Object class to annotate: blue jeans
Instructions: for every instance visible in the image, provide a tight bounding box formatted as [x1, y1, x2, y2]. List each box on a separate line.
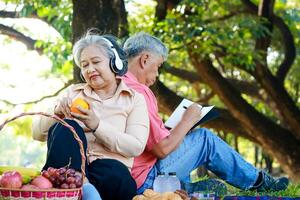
[83, 183, 102, 200]
[138, 128, 259, 193]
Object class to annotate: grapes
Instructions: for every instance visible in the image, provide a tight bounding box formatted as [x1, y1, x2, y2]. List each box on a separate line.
[66, 177, 75, 184]
[41, 167, 83, 189]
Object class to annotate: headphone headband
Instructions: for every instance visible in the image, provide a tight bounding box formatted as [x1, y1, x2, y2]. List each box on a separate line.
[101, 37, 124, 72]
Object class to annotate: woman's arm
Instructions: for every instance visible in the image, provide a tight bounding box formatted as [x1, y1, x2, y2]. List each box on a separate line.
[32, 106, 58, 141]
[32, 85, 75, 141]
[92, 94, 149, 157]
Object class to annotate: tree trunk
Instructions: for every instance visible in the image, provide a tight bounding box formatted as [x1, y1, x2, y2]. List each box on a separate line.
[187, 54, 300, 182]
[71, 0, 127, 82]
[262, 152, 273, 173]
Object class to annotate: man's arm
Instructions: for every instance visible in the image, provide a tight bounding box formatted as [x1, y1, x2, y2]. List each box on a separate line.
[151, 103, 202, 159]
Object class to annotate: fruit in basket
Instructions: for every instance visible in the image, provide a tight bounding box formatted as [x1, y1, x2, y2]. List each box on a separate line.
[0, 166, 40, 178]
[70, 98, 89, 114]
[22, 174, 32, 184]
[0, 171, 23, 188]
[31, 175, 53, 189]
[21, 184, 39, 190]
[42, 167, 83, 189]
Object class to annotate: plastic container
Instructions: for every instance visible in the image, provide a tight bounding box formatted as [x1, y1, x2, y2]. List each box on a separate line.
[153, 172, 169, 193]
[167, 172, 181, 192]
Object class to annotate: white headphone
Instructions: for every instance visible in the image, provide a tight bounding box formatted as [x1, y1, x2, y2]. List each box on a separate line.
[101, 37, 124, 74]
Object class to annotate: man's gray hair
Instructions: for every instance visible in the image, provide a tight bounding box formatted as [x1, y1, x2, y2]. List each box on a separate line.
[123, 32, 168, 61]
[72, 32, 115, 68]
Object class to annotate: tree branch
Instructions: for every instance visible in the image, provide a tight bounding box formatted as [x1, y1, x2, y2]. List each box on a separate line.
[0, 10, 20, 18]
[203, 11, 240, 24]
[151, 80, 259, 143]
[273, 15, 296, 82]
[0, 80, 73, 106]
[241, 0, 296, 83]
[0, 24, 43, 54]
[164, 64, 263, 100]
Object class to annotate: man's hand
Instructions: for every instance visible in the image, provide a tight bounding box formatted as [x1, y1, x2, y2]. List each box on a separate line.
[71, 103, 99, 132]
[181, 103, 202, 127]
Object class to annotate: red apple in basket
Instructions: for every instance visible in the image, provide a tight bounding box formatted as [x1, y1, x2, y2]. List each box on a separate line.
[31, 175, 53, 189]
[0, 171, 22, 188]
[21, 184, 40, 190]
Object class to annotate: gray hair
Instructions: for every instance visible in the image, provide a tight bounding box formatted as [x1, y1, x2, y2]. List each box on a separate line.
[72, 33, 115, 68]
[123, 32, 168, 61]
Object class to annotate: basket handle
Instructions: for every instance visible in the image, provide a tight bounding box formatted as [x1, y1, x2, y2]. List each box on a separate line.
[0, 112, 86, 181]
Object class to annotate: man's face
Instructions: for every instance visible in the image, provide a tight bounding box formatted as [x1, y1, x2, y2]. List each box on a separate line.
[142, 53, 164, 87]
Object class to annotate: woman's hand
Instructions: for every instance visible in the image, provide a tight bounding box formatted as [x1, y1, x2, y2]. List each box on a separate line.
[54, 97, 72, 118]
[71, 103, 99, 132]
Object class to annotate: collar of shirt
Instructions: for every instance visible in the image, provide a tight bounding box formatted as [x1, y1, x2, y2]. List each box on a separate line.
[122, 71, 139, 84]
[72, 78, 133, 100]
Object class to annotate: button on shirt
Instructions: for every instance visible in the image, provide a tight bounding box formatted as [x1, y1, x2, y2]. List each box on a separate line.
[121, 72, 170, 188]
[32, 79, 149, 171]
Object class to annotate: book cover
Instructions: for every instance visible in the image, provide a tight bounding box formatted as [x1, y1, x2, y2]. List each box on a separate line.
[164, 98, 219, 129]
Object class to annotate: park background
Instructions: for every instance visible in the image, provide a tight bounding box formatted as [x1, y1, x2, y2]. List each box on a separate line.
[0, 0, 299, 195]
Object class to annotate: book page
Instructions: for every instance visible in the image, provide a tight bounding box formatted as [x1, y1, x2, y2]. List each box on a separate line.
[164, 98, 214, 129]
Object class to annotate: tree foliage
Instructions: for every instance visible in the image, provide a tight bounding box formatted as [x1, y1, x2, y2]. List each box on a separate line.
[0, 0, 299, 181]
[150, 0, 300, 181]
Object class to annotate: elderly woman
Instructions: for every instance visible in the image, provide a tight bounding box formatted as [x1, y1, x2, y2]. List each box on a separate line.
[32, 30, 149, 200]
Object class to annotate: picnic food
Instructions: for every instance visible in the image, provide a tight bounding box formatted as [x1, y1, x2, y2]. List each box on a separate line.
[0, 112, 84, 200]
[0, 165, 40, 178]
[133, 189, 183, 200]
[0, 171, 23, 188]
[31, 175, 53, 189]
[22, 174, 32, 184]
[41, 167, 83, 189]
[70, 98, 89, 114]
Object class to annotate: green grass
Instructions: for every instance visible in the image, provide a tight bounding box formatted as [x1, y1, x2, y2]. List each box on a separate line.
[191, 174, 300, 198]
[225, 182, 300, 198]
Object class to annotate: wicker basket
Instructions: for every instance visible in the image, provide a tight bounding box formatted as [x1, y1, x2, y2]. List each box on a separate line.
[0, 112, 86, 200]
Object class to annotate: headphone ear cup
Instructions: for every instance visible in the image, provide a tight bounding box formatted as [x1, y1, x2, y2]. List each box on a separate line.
[117, 60, 128, 76]
[109, 57, 118, 74]
[109, 56, 128, 76]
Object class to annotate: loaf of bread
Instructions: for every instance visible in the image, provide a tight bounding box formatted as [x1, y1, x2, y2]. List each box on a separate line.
[132, 189, 184, 200]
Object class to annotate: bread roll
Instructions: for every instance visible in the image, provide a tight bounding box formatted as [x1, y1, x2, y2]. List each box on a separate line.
[143, 189, 160, 198]
[132, 195, 147, 200]
[161, 192, 182, 200]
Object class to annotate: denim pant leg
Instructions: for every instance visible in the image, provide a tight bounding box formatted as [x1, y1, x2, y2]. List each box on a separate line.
[156, 128, 259, 189]
[83, 183, 102, 200]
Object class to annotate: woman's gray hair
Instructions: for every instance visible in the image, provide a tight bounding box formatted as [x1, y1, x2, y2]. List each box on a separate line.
[72, 32, 115, 68]
[123, 32, 168, 61]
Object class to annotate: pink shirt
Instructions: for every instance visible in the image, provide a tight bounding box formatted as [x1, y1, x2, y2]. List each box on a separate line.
[122, 72, 170, 188]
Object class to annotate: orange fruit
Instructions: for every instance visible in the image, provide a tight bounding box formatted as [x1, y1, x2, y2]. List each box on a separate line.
[70, 98, 89, 114]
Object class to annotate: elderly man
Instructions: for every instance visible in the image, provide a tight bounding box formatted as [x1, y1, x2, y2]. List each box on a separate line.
[121, 32, 289, 194]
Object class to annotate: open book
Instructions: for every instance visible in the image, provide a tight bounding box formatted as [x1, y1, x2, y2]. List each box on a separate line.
[164, 98, 219, 130]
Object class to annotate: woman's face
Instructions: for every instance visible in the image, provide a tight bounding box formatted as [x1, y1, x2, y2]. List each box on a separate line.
[80, 45, 115, 89]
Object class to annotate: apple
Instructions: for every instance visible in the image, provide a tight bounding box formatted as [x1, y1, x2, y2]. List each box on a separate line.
[21, 184, 40, 190]
[31, 175, 53, 189]
[0, 171, 23, 188]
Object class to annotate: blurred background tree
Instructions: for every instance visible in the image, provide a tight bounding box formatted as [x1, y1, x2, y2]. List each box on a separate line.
[0, 0, 299, 182]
